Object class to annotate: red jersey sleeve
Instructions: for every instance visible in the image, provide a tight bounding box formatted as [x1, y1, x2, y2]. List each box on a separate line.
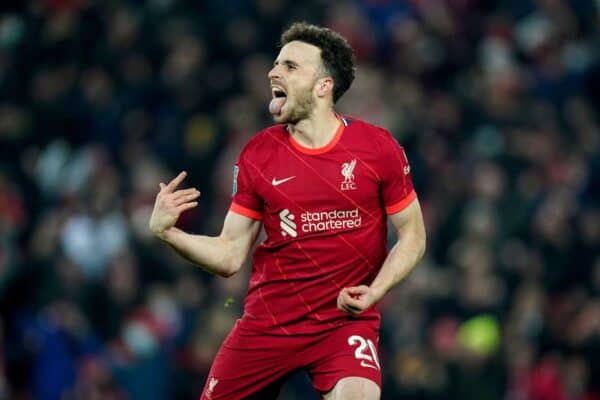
[377, 131, 417, 214]
[230, 147, 263, 220]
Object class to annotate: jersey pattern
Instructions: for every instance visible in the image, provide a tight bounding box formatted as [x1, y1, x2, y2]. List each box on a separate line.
[230, 116, 416, 335]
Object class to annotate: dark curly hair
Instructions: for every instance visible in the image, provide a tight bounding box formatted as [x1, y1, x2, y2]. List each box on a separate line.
[281, 22, 355, 103]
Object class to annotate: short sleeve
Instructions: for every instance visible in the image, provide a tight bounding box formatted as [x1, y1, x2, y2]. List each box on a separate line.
[378, 132, 417, 214]
[230, 149, 263, 220]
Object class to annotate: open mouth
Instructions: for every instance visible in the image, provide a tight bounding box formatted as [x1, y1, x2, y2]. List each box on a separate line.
[272, 87, 287, 99]
[269, 87, 288, 115]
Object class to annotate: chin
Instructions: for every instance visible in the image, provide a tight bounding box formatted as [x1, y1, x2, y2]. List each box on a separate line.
[272, 114, 286, 124]
[272, 109, 292, 124]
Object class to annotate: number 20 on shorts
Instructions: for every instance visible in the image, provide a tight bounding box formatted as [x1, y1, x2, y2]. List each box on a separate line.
[347, 335, 380, 370]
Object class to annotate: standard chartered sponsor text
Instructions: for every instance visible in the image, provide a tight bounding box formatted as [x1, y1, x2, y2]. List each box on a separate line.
[300, 208, 362, 233]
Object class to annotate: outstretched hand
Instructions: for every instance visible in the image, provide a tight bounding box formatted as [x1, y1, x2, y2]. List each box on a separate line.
[336, 285, 378, 316]
[149, 171, 200, 240]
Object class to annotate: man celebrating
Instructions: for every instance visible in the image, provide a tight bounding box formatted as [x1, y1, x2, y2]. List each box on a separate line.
[150, 22, 426, 400]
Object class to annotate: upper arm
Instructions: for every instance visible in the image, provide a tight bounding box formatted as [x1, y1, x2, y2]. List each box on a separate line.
[220, 210, 262, 272]
[222, 210, 262, 242]
[388, 198, 426, 252]
[222, 141, 264, 272]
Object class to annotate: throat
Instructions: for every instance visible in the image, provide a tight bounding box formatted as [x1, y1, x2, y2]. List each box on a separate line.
[288, 113, 342, 149]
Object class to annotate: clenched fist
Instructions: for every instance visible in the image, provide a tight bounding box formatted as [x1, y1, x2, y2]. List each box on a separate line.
[149, 171, 200, 240]
[337, 285, 378, 316]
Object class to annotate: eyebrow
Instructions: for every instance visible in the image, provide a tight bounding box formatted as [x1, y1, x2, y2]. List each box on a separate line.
[273, 59, 299, 68]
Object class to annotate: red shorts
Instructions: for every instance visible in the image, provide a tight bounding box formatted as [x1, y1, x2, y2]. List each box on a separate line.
[199, 320, 381, 399]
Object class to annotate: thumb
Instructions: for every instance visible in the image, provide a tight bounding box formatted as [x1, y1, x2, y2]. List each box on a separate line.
[346, 285, 369, 295]
[159, 182, 166, 190]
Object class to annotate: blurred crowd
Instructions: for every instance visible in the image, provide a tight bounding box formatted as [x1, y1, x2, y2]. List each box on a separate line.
[1, 0, 599, 399]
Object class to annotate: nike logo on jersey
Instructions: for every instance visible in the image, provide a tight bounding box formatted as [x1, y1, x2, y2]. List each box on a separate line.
[272, 176, 295, 186]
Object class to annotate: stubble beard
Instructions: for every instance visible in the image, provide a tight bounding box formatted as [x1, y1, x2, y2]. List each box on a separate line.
[274, 84, 316, 125]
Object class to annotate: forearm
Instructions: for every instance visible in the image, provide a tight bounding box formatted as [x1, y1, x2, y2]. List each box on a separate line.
[369, 229, 426, 301]
[160, 227, 242, 277]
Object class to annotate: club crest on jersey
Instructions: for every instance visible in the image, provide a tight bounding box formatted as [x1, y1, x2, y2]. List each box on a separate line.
[341, 159, 357, 191]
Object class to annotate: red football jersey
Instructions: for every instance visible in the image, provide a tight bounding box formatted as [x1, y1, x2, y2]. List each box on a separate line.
[230, 116, 416, 335]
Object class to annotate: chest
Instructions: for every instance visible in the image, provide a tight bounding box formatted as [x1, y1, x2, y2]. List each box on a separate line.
[253, 146, 382, 213]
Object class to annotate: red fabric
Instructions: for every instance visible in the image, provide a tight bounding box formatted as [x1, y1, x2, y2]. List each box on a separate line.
[230, 202, 262, 220]
[229, 117, 417, 335]
[385, 190, 417, 214]
[199, 320, 381, 399]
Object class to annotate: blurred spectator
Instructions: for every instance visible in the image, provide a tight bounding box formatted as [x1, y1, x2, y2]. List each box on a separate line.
[1, 0, 599, 399]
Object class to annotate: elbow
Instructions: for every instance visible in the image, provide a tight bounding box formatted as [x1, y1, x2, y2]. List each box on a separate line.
[219, 257, 244, 278]
[216, 238, 245, 278]
[220, 264, 242, 278]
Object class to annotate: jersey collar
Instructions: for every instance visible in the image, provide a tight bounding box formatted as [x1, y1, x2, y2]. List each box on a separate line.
[287, 115, 347, 155]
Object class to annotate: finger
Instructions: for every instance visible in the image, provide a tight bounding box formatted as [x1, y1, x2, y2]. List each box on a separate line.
[346, 285, 369, 295]
[343, 297, 363, 310]
[337, 289, 362, 309]
[159, 182, 166, 190]
[338, 291, 360, 309]
[176, 201, 198, 213]
[172, 188, 200, 200]
[338, 289, 350, 304]
[337, 295, 362, 314]
[341, 304, 362, 315]
[337, 294, 349, 312]
[172, 192, 200, 206]
[345, 299, 365, 311]
[339, 288, 358, 304]
[166, 171, 187, 192]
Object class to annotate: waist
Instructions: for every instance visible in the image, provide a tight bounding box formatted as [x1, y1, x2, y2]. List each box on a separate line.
[240, 300, 380, 336]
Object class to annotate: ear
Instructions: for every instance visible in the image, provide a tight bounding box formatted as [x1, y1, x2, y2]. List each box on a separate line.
[315, 77, 334, 99]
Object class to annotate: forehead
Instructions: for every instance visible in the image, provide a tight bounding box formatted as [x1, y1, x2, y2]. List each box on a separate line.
[276, 41, 322, 68]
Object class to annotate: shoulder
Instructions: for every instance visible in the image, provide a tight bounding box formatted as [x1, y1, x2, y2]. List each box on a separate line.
[342, 116, 401, 150]
[239, 125, 287, 159]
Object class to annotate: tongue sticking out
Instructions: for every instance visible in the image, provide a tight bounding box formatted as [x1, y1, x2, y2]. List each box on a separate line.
[269, 97, 286, 115]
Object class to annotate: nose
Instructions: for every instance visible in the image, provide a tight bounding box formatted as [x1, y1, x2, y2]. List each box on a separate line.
[268, 65, 280, 80]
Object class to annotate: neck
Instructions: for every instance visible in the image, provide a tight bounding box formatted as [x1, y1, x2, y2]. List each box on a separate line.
[288, 107, 340, 149]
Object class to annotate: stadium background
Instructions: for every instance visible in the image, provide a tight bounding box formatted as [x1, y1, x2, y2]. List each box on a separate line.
[0, 0, 599, 399]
